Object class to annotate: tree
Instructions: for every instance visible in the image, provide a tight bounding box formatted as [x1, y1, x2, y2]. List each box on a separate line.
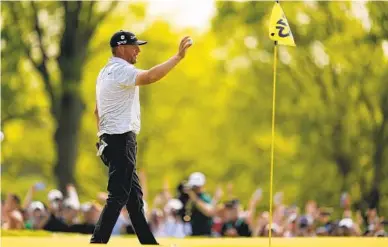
[211, 1, 388, 213]
[2, 1, 118, 193]
[2, 1, 387, 215]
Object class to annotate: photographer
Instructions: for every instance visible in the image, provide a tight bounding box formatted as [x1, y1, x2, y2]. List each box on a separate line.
[185, 172, 216, 236]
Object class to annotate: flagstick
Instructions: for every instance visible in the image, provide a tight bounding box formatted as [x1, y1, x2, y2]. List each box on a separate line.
[268, 40, 278, 247]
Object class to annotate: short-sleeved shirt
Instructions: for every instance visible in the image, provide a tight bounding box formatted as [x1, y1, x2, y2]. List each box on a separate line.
[190, 193, 213, 236]
[96, 57, 142, 136]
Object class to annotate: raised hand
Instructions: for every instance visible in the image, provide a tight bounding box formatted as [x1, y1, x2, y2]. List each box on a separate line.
[176, 36, 192, 59]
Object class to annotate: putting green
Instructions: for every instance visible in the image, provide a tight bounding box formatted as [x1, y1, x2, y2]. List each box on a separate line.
[1, 236, 388, 247]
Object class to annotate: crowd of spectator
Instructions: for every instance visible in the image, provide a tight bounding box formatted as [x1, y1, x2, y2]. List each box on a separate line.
[2, 172, 387, 238]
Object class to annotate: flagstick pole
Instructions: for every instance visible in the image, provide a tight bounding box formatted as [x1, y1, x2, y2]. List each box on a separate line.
[268, 40, 278, 247]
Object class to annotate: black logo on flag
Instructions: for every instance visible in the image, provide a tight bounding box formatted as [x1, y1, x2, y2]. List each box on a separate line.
[271, 18, 290, 38]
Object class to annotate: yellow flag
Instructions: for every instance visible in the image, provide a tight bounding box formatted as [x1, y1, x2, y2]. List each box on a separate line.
[269, 2, 296, 46]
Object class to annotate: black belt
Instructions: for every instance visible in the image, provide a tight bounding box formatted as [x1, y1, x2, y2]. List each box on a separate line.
[100, 131, 135, 139]
[97, 131, 136, 149]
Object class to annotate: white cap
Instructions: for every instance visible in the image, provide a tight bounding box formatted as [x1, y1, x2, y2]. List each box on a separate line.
[164, 198, 183, 212]
[48, 189, 63, 201]
[339, 218, 353, 228]
[29, 201, 45, 212]
[187, 172, 206, 187]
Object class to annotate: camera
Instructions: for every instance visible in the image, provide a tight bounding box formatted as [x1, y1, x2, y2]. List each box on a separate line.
[176, 181, 191, 221]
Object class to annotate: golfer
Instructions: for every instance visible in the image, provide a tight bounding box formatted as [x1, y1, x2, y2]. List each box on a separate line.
[91, 30, 192, 244]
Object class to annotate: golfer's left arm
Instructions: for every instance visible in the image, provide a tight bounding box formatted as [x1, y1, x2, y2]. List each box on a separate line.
[135, 36, 192, 86]
[135, 55, 182, 86]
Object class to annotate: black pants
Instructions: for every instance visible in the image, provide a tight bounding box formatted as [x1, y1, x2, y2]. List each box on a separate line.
[90, 132, 158, 245]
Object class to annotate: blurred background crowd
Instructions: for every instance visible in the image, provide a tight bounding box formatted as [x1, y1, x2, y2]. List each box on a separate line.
[2, 171, 387, 238]
[2, 0, 388, 240]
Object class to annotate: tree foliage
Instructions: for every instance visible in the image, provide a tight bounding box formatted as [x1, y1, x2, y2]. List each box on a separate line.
[2, 1, 387, 215]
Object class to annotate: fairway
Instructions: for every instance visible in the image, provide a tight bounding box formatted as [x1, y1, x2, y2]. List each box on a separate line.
[2, 236, 388, 247]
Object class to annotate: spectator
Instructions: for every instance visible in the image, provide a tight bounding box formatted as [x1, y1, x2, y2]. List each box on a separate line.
[25, 201, 49, 230]
[367, 207, 380, 226]
[41, 212, 69, 232]
[283, 213, 298, 237]
[374, 219, 388, 237]
[305, 200, 319, 221]
[163, 198, 191, 238]
[1, 178, 387, 239]
[81, 202, 101, 225]
[221, 199, 252, 237]
[245, 188, 262, 226]
[316, 207, 334, 236]
[2, 194, 24, 230]
[149, 208, 166, 237]
[297, 215, 315, 237]
[211, 204, 226, 237]
[337, 218, 359, 236]
[253, 211, 270, 237]
[47, 189, 64, 219]
[20, 183, 69, 233]
[62, 198, 81, 225]
[185, 172, 215, 236]
[67, 202, 101, 234]
[262, 223, 283, 237]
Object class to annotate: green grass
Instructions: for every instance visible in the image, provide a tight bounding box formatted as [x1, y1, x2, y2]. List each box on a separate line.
[1, 233, 388, 247]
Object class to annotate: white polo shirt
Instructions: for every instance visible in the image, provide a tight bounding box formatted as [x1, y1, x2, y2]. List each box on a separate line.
[96, 57, 141, 136]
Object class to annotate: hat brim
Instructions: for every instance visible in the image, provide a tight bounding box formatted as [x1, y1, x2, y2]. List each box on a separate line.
[135, 40, 147, 45]
[32, 206, 44, 211]
[187, 181, 204, 187]
[112, 40, 148, 47]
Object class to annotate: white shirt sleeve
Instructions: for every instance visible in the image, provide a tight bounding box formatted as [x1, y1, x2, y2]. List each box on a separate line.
[115, 64, 140, 87]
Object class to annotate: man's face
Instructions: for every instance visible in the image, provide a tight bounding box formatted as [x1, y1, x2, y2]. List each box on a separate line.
[118, 45, 140, 64]
[31, 208, 46, 223]
[50, 198, 63, 213]
[192, 186, 202, 193]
